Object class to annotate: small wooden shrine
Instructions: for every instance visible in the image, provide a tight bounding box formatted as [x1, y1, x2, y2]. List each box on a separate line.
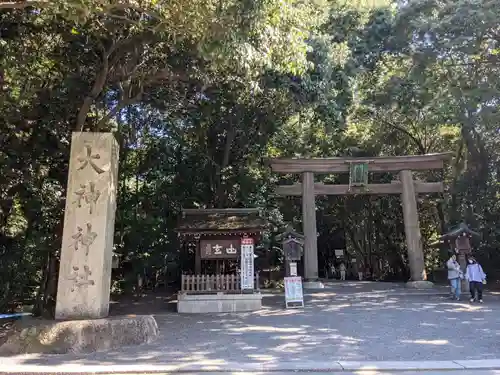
[175, 208, 268, 313]
[275, 225, 304, 277]
[437, 223, 480, 251]
[433, 223, 480, 291]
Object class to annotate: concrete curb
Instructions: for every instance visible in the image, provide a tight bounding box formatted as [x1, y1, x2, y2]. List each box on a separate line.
[2, 359, 500, 373]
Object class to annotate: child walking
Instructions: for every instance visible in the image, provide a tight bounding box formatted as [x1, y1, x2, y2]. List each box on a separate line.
[465, 256, 486, 303]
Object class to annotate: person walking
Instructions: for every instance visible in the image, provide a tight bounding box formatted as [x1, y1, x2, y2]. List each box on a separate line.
[446, 253, 462, 301]
[465, 256, 486, 303]
[339, 262, 346, 281]
[358, 265, 363, 281]
[330, 263, 336, 279]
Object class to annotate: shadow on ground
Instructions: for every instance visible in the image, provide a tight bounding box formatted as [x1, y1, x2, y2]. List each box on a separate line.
[3, 281, 500, 370]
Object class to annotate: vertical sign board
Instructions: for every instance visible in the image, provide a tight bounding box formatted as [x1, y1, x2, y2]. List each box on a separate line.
[289, 262, 298, 276]
[240, 237, 254, 290]
[284, 276, 304, 308]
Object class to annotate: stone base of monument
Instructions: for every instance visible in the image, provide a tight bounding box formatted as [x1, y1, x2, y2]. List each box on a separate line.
[303, 281, 325, 289]
[405, 280, 434, 289]
[0, 315, 158, 356]
[177, 292, 262, 313]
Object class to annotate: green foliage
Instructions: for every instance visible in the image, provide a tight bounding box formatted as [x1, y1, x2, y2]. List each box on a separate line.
[2, 0, 500, 314]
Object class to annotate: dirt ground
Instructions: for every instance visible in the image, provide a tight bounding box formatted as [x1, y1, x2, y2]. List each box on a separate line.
[109, 290, 178, 316]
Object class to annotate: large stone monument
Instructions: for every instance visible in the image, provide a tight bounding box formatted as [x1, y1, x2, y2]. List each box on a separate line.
[55, 132, 119, 320]
[0, 132, 160, 356]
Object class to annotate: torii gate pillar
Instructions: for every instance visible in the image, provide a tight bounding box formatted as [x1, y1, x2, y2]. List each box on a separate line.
[302, 172, 319, 284]
[400, 170, 426, 283]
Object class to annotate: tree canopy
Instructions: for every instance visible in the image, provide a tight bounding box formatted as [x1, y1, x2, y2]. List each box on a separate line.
[2, 0, 500, 315]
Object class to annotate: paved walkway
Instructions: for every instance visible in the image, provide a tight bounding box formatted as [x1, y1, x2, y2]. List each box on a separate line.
[2, 282, 500, 373]
[3, 361, 500, 374]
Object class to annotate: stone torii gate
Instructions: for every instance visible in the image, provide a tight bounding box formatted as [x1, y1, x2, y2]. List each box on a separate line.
[269, 153, 451, 288]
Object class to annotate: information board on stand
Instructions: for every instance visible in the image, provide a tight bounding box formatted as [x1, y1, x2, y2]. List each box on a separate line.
[240, 237, 255, 290]
[284, 276, 304, 308]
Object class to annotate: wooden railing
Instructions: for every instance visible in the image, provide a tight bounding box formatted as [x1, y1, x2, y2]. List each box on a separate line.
[181, 273, 260, 293]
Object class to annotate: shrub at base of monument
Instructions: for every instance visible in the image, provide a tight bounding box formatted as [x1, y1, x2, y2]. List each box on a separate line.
[0, 315, 159, 355]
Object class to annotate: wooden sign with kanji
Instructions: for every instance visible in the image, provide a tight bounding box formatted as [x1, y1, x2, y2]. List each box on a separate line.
[200, 239, 240, 259]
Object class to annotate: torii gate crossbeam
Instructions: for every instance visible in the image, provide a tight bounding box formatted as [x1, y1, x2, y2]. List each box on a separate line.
[268, 153, 452, 287]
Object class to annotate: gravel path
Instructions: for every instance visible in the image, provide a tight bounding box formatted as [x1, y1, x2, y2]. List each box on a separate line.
[3, 281, 500, 368]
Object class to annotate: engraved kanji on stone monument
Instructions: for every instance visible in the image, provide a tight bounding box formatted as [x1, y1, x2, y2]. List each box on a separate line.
[77, 145, 105, 174]
[74, 182, 101, 214]
[67, 265, 95, 292]
[71, 223, 98, 256]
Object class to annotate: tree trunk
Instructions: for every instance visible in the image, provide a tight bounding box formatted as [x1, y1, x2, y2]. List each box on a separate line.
[214, 125, 236, 208]
[435, 200, 447, 233]
[32, 251, 50, 317]
[449, 138, 465, 223]
[33, 250, 58, 318]
[32, 252, 58, 319]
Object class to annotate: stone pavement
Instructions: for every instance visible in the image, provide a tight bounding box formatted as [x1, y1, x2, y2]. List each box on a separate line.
[75, 371, 500, 375]
[25, 372, 498, 375]
[3, 368, 500, 374]
[2, 281, 500, 373]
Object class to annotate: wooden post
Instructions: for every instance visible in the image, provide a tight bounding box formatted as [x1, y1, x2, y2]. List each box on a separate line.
[302, 172, 318, 281]
[195, 241, 201, 274]
[400, 170, 426, 281]
[284, 258, 290, 277]
[457, 251, 469, 292]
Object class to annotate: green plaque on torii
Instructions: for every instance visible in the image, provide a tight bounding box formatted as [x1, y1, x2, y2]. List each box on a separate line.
[349, 162, 369, 187]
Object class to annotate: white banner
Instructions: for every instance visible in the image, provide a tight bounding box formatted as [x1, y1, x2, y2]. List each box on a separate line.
[240, 237, 255, 290]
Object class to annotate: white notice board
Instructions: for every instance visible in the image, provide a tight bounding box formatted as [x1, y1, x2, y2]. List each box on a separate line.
[240, 237, 255, 290]
[284, 276, 304, 308]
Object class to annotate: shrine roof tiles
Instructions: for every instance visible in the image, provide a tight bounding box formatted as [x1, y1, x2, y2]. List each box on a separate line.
[439, 223, 480, 240]
[274, 226, 305, 241]
[176, 208, 268, 235]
